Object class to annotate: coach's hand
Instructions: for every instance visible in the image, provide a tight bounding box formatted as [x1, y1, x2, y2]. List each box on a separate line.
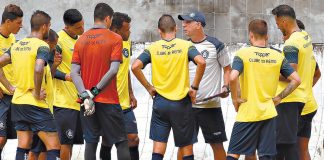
[272, 96, 282, 106]
[189, 88, 197, 103]
[32, 88, 46, 100]
[233, 98, 246, 112]
[220, 85, 230, 98]
[130, 93, 137, 109]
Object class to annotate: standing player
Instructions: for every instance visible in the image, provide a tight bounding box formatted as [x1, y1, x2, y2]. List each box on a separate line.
[0, 10, 60, 160]
[294, 19, 321, 160]
[0, 4, 23, 158]
[178, 11, 230, 160]
[53, 8, 84, 160]
[226, 19, 301, 160]
[272, 5, 314, 160]
[100, 12, 139, 160]
[70, 3, 130, 160]
[29, 29, 62, 160]
[132, 14, 206, 160]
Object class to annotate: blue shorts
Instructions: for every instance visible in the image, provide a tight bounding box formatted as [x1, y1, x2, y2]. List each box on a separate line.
[276, 102, 304, 144]
[53, 106, 84, 144]
[80, 103, 127, 145]
[123, 108, 138, 134]
[149, 94, 194, 147]
[298, 110, 317, 138]
[0, 95, 16, 139]
[228, 118, 277, 156]
[11, 104, 56, 132]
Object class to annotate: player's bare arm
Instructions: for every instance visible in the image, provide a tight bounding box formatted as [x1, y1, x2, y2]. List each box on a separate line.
[128, 71, 137, 108]
[190, 55, 206, 103]
[229, 70, 246, 112]
[273, 71, 301, 105]
[131, 59, 156, 97]
[33, 59, 46, 100]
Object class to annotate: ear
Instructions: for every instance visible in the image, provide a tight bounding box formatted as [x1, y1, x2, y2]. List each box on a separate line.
[42, 24, 46, 31]
[249, 31, 254, 41]
[4, 19, 11, 24]
[158, 29, 162, 35]
[175, 25, 178, 32]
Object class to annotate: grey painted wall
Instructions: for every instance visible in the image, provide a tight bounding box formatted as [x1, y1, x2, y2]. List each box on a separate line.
[0, 0, 323, 43]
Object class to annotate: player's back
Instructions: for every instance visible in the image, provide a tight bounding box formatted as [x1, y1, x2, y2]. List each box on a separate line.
[72, 28, 123, 104]
[235, 46, 286, 122]
[148, 38, 192, 100]
[10, 37, 52, 108]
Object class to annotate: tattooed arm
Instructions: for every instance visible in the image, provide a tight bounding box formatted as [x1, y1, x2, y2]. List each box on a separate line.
[273, 71, 301, 105]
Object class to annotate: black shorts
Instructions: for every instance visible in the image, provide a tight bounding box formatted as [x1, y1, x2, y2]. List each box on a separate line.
[276, 102, 304, 144]
[30, 134, 46, 153]
[73, 112, 84, 144]
[298, 110, 317, 138]
[0, 95, 16, 139]
[123, 108, 138, 134]
[192, 108, 227, 144]
[149, 94, 194, 147]
[12, 104, 57, 132]
[53, 106, 84, 145]
[80, 103, 127, 145]
[228, 118, 276, 156]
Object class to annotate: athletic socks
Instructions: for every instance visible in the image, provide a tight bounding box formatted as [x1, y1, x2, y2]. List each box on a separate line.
[116, 141, 131, 160]
[226, 156, 238, 160]
[16, 148, 29, 160]
[85, 142, 98, 160]
[47, 149, 60, 160]
[100, 144, 112, 160]
[129, 146, 139, 160]
[152, 153, 164, 160]
[0, 149, 2, 160]
[183, 155, 194, 160]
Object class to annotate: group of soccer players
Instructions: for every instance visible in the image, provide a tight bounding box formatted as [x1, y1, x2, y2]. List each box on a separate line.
[0, 2, 321, 160]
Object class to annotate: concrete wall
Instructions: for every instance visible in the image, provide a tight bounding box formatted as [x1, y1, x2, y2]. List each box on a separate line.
[0, 0, 323, 43]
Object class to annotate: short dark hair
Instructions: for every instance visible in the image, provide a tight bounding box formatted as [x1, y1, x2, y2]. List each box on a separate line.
[94, 3, 114, 21]
[44, 29, 58, 42]
[158, 14, 176, 33]
[110, 12, 131, 30]
[271, 5, 296, 19]
[63, 9, 83, 26]
[1, 4, 23, 24]
[30, 10, 51, 31]
[248, 19, 268, 38]
[296, 19, 305, 30]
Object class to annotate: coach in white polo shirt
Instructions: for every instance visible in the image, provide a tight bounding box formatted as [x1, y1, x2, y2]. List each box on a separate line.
[178, 11, 231, 160]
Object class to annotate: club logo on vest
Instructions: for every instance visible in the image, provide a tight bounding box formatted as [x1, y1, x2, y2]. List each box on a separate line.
[66, 129, 74, 139]
[0, 121, 5, 130]
[201, 50, 209, 59]
[123, 48, 129, 58]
